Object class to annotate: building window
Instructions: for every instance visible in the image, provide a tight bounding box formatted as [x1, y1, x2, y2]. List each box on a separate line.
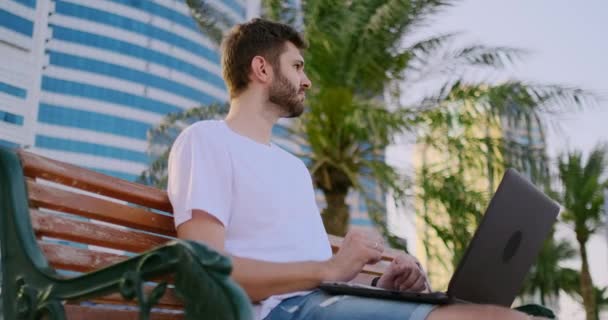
[51, 26, 225, 89]
[41, 77, 181, 115]
[0, 9, 34, 37]
[35, 135, 149, 164]
[54, 1, 220, 63]
[0, 81, 27, 99]
[37, 103, 150, 140]
[48, 51, 225, 100]
[0, 110, 24, 125]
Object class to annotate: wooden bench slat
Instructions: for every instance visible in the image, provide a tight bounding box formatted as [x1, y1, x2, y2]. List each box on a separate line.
[352, 273, 377, 284]
[65, 305, 183, 320]
[361, 262, 390, 276]
[19, 150, 173, 213]
[41, 243, 183, 308]
[91, 287, 183, 309]
[31, 210, 171, 253]
[40, 242, 176, 281]
[41, 242, 127, 273]
[28, 180, 176, 237]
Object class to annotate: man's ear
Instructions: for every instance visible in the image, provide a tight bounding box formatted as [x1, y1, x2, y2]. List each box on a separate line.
[250, 56, 273, 84]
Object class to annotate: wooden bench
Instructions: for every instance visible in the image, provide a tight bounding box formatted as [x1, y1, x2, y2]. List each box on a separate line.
[0, 148, 401, 319]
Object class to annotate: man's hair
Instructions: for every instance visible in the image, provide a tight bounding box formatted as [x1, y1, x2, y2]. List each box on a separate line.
[221, 18, 307, 98]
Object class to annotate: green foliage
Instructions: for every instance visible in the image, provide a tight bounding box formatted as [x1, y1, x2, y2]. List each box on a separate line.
[520, 231, 580, 305]
[557, 144, 608, 320]
[559, 145, 608, 244]
[419, 170, 488, 268]
[594, 286, 608, 319]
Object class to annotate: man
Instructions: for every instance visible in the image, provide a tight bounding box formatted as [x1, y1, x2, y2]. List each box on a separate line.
[168, 18, 539, 320]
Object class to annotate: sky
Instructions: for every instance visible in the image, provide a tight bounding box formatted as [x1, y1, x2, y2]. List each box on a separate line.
[429, 0, 608, 158]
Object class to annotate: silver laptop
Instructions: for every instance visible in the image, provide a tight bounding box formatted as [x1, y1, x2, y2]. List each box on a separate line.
[319, 168, 560, 307]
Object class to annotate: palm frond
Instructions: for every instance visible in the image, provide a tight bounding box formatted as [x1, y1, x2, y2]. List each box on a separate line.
[186, 0, 235, 45]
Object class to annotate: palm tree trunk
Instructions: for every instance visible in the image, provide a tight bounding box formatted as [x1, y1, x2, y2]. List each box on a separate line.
[484, 113, 495, 196]
[421, 149, 434, 281]
[540, 284, 546, 306]
[579, 239, 597, 320]
[321, 190, 350, 236]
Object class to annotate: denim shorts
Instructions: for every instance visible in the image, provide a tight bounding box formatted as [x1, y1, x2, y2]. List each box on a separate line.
[264, 290, 436, 320]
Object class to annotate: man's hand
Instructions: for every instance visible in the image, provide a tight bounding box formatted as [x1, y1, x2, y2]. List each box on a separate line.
[376, 253, 428, 292]
[324, 230, 384, 282]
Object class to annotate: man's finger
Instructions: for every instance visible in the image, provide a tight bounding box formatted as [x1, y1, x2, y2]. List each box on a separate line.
[409, 276, 427, 292]
[397, 262, 412, 278]
[383, 263, 401, 281]
[366, 248, 383, 264]
[393, 266, 413, 289]
[399, 268, 422, 291]
[392, 254, 407, 265]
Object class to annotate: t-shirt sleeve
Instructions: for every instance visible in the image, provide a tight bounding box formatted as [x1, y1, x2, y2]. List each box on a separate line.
[167, 126, 232, 229]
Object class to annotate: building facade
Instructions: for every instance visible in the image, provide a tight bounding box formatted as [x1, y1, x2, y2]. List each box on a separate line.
[1, 0, 246, 181]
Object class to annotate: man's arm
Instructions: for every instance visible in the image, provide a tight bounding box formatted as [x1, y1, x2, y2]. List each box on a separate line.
[177, 210, 383, 302]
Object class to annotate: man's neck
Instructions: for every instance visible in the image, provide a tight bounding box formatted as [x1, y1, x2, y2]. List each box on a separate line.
[225, 92, 278, 146]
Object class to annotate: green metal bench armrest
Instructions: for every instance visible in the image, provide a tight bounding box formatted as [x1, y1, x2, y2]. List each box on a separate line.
[514, 304, 555, 319]
[0, 147, 253, 320]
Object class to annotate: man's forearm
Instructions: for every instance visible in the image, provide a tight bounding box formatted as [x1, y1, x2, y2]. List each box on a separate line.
[230, 255, 329, 302]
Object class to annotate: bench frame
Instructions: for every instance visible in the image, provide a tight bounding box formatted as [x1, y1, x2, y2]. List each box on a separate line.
[0, 147, 253, 320]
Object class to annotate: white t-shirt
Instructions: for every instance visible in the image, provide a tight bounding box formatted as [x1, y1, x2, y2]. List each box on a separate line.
[167, 120, 332, 319]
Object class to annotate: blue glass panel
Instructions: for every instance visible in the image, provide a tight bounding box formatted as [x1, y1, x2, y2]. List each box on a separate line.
[86, 167, 139, 182]
[0, 111, 24, 125]
[50, 27, 225, 90]
[105, 0, 199, 32]
[0, 139, 19, 148]
[37, 103, 150, 140]
[0, 9, 34, 36]
[48, 51, 223, 102]
[11, 0, 37, 9]
[0, 81, 27, 99]
[107, 0, 244, 25]
[54, 1, 220, 64]
[41, 77, 182, 115]
[35, 135, 149, 164]
[349, 218, 374, 227]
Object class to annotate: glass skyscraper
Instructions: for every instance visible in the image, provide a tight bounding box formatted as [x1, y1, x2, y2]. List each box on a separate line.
[1, 0, 246, 181]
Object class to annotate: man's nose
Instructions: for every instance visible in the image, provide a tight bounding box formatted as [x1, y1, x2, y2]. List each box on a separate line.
[301, 74, 312, 90]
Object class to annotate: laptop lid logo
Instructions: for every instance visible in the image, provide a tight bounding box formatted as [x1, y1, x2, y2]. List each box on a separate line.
[503, 231, 522, 263]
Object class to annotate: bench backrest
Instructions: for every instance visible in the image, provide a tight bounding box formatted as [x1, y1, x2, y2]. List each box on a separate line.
[18, 149, 400, 313]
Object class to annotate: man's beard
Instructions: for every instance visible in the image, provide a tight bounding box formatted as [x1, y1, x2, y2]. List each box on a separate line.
[268, 70, 305, 118]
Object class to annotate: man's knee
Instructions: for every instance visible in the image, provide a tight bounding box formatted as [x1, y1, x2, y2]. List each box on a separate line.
[425, 304, 532, 320]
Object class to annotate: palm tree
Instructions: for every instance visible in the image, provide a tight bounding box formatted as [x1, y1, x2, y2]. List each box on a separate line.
[558, 145, 608, 320]
[520, 231, 580, 306]
[180, 0, 595, 243]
